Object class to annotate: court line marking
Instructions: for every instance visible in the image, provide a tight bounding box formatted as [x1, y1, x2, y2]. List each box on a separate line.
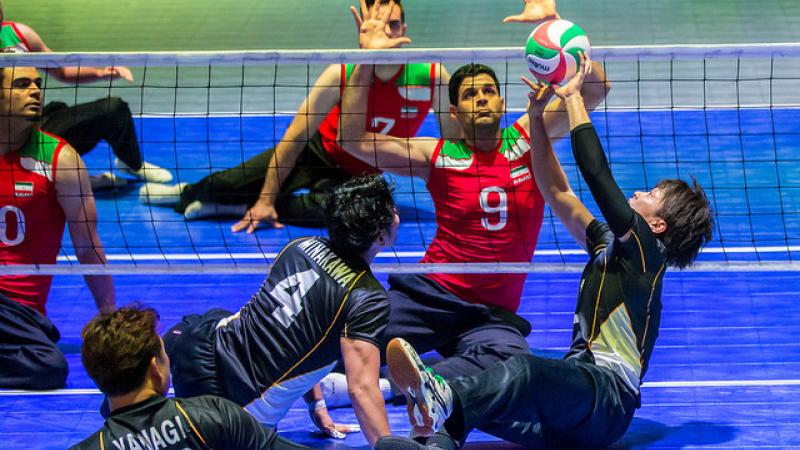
[2, 379, 800, 396]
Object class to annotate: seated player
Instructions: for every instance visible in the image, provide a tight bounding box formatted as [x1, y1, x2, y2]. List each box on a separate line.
[164, 175, 399, 448]
[0, 67, 115, 390]
[139, 0, 456, 228]
[334, 0, 604, 425]
[72, 305, 308, 450]
[0, 6, 173, 189]
[378, 54, 714, 449]
[318, 0, 610, 414]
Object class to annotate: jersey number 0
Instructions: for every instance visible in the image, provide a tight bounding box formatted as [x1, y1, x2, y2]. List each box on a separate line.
[0, 206, 25, 246]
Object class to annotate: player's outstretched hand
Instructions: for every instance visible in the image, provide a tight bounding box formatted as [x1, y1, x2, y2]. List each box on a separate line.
[309, 405, 361, 439]
[522, 76, 555, 119]
[503, 0, 559, 24]
[552, 51, 592, 99]
[231, 202, 284, 233]
[103, 66, 134, 83]
[350, 0, 411, 49]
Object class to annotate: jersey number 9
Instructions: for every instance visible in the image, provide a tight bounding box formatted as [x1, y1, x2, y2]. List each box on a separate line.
[480, 186, 507, 231]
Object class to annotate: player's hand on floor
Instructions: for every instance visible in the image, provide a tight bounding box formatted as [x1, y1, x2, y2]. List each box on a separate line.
[309, 405, 361, 439]
[231, 202, 283, 233]
[503, 0, 559, 24]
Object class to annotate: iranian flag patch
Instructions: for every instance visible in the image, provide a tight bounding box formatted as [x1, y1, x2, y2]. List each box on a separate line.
[511, 165, 531, 184]
[14, 181, 33, 197]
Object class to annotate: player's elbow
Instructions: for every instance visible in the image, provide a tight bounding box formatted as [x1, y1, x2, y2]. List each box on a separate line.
[74, 243, 106, 265]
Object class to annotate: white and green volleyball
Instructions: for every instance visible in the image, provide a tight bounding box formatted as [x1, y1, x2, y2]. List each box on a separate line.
[525, 19, 591, 85]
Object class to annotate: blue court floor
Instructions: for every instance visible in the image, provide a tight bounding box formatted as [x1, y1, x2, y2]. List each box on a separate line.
[1, 109, 799, 449]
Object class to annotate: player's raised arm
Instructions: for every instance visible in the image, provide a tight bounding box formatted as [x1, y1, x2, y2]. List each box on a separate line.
[524, 79, 594, 249]
[555, 53, 636, 240]
[530, 59, 609, 140]
[432, 65, 462, 141]
[339, 0, 436, 181]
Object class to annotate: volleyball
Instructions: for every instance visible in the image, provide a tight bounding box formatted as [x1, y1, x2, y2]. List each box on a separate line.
[525, 19, 591, 85]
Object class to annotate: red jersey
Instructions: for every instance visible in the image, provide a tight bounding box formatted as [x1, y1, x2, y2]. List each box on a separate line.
[422, 123, 544, 312]
[318, 63, 436, 175]
[0, 21, 32, 53]
[0, 129, 67, 315]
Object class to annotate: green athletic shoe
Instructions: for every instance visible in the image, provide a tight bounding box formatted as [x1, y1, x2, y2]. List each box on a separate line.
[386, 338, 454, 437]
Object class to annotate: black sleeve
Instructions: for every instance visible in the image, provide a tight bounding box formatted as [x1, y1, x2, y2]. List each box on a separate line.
[182, 396, 281, 450]
[342, 288, 389, 347]
[585, 219, 614, 252]
[571, 123, 635, 237]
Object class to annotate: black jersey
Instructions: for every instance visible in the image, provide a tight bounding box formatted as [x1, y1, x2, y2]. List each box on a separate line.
[565, 215, 666, 396]
[214, 237, 389, 406]
[70, 395, 278, 450]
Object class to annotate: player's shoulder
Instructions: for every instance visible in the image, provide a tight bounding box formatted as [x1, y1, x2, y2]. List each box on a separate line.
[6, 21, 41, 43]
[586, 219, 614, 251]
[280, 236, 331, 259]
[351, 268, 385, 294]
[277, 236, 319, 259]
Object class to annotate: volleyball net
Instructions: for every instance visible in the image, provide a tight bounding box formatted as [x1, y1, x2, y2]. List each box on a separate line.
[1, 44, 799, 274]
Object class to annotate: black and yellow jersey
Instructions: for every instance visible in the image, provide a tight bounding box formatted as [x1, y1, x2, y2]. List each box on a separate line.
[70, 395, 278, 450]
[214, 237, 389, 407]
[565, 215, 666, 397]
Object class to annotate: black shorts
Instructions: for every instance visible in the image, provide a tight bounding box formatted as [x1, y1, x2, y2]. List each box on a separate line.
[164, 308, 232, 398]
[0, 293, 67, 389]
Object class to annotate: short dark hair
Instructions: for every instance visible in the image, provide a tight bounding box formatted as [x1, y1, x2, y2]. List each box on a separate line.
[656, 178, 714, 269]
[448, 63, 501, 106]
[324, 175, 396, 256]
[81, 305, 162, 396]
[365, 0, 405, 23]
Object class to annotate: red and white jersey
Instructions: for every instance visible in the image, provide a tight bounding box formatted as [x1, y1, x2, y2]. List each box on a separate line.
[0, 21, 32, 53]
[422, 123, 544, 312]
[0, 129, 67, 315]
[318, 63, 437, 176]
